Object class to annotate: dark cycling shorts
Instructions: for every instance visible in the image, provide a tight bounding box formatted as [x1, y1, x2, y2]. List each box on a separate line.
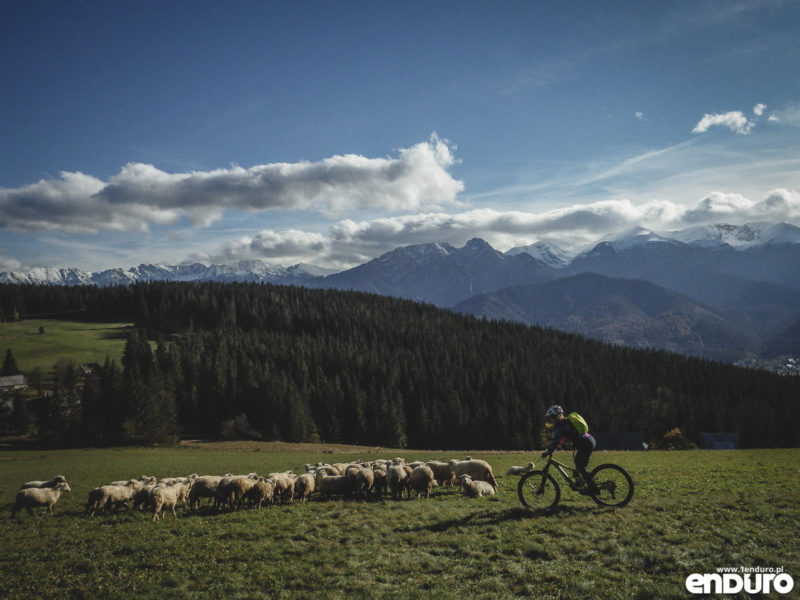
[574, 433, 596, 472]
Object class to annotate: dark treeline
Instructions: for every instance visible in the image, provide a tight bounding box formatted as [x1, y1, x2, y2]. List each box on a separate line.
[2, 282, 798, 449]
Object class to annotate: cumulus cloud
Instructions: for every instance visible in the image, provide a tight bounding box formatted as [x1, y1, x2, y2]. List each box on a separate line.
[196, 190, 800, 268]
[0, 136, 463, 233]
[691, 111, 754, 135]
[753, 103, 767, 116]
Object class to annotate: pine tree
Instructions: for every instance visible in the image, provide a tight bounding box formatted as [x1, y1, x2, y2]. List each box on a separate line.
[2, 348, 20, 376]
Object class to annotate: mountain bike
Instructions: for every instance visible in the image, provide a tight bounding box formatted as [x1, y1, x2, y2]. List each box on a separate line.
[517, 453, 634, 511]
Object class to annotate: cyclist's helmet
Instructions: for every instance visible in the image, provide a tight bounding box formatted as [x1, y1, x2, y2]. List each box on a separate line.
[545, 405, 564, 419]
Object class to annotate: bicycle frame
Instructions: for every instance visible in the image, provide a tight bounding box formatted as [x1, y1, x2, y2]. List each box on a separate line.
[542, 454, 584, 489]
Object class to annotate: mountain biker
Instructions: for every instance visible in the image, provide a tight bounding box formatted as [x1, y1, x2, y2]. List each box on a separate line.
[541, 405, 598, 493]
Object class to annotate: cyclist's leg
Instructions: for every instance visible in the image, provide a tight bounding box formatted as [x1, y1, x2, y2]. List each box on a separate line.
[574, 434, 596, 487]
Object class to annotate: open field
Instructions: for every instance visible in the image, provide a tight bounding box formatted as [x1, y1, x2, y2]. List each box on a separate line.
[0, 319, 132, 375]
[1, 445, 798, 599]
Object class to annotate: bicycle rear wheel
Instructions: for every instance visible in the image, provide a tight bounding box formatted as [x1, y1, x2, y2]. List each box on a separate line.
[517, 470, 560, 511]
[589, 463, 634, 507]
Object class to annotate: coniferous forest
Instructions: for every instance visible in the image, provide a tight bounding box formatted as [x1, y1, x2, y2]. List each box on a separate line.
[1, 282, 798, 449]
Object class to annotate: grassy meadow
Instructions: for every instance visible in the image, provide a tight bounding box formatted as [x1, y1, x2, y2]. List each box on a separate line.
[1, 445, 798, 599]
[0, 319, 132, 374]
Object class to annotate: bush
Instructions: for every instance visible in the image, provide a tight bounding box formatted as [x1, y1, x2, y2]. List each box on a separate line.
[659, 427, 697, 450]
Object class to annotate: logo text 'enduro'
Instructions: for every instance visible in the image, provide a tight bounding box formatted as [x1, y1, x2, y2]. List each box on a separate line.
[686, 569, 794, 595]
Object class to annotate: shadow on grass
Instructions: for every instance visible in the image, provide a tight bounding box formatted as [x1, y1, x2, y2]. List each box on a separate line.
[397, 504, 616, 534]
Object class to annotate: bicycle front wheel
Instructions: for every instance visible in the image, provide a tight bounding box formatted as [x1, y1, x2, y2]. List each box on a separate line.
[518, 470, 560, 511]
[589, 463, 634, 507]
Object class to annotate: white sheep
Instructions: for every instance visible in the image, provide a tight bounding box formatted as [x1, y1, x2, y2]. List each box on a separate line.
[315, 474, 352, 499]
[86, 480, 139, 516]
[243, 478, 276, 508]
[151, 482, 181, 521]
[13, 481, 71, 516]
[294, 473, 316, 503]
[459, 474, 495, 498]
[409, 465, 437, 499]
[506, 462, 535, 476]
[372, 468, 387, 499]
[269, 473, 296, 504]
[386, 465, 409, 500]
[426, 461, 457, 487]
[20, 475, 68, 490]
[448, 459, 498, 490]
[216, 474, 259, 510]
[355, 468, 375, 499]
[188, 476, 224, 509]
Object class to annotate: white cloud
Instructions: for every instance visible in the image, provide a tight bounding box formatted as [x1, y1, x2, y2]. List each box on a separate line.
[691, 111, 754, 135]
[635, 111, 645, 121]
[753, 103, 767, 116]
[196, 190, 800, 268]
[0, 256, 22, 271]
[0, 136, 463, 233]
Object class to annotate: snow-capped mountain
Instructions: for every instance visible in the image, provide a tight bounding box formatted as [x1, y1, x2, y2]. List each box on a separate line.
[669, 222, 800, 248]
[311, 237, 556, 306]
[0, 260, 336, 287]
[505, 240, 574, 268]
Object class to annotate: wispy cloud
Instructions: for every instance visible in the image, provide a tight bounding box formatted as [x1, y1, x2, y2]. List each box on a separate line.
[0, 136, 463, 233]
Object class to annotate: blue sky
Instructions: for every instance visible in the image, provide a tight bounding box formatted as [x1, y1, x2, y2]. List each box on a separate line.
[2, 0, 800, 272]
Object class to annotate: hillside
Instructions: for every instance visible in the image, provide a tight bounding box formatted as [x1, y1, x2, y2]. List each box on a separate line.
[1, 281, 799, 448]
[453, 273, 758, 362]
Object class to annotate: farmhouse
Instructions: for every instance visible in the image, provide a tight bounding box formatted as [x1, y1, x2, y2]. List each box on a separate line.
[0, 374, 28, 393]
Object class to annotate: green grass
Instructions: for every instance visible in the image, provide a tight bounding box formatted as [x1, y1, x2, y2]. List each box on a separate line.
[1, 446, 798, 599]
[0, 319, 132, 374]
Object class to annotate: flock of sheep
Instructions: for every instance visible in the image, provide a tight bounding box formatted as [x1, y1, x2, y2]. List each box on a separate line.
[12, 457, 536, 521]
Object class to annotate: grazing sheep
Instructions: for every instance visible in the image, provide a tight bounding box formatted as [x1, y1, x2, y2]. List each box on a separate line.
[269, 473, 296, 504]
[506, 462, 535, 476]
[243, 478, 276, 508]
[133, 483, 157, 510]
[426, 461, 457, 487]
[448, 459, 498, 490]
[20, 475, 68, 490]
[372, 468, 387, 499]
[13, 481, 71, 516]
[216, 474, 259, 510]
[109, 475, 155, 487]
[355, 468, 375, 499]
[188, 476, 224, 510]
[315, 474, 352, 499]
[151, 482, 181, 521]
[459, 474, 495, 498]
[294, 473, 316, 504]
[386, 465, 409, 500]
[409, 465, 436, 499]
[86, 480, 139, 516]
